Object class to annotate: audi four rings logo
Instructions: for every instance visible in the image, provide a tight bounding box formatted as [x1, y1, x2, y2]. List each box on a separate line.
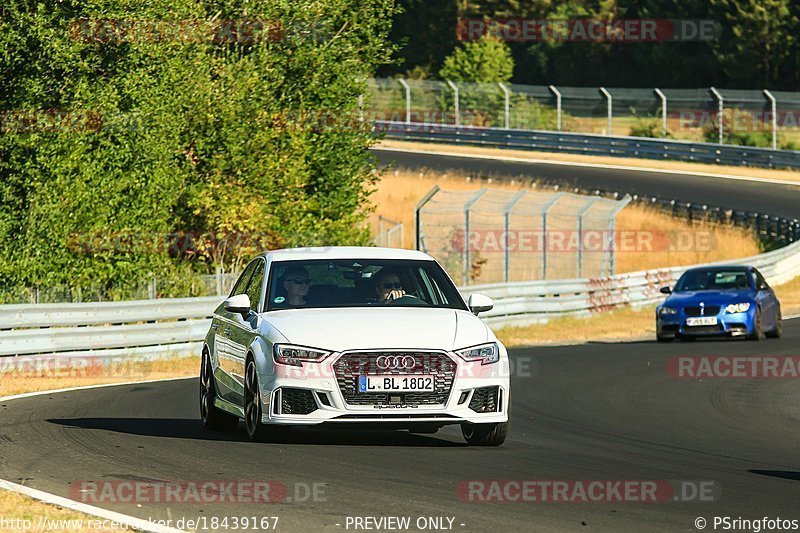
[376, 355, 417, 370]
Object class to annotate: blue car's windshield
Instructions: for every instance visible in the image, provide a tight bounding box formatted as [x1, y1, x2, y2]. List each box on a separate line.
[674, 268, 752, 292]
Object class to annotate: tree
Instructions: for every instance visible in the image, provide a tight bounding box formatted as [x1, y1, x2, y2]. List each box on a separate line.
[439, 36, 515, 82]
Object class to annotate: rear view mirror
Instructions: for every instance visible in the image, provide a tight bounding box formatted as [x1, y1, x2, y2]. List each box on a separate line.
[468, 293, 494, 315]
[224, 294, 251, 316]
[659, 286, 672, 295]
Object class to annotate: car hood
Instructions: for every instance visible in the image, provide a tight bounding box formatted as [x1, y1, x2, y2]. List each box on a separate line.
[664, 289, 755, 308]
[262, 307, 491, 352]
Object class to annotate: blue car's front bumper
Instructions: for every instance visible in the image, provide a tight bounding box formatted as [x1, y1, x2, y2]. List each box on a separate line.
[657, 308, 755, 338]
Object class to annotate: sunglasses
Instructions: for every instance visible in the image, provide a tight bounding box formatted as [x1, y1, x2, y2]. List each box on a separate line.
[381, 282, 402, 290]
[290, 278, 311, 285]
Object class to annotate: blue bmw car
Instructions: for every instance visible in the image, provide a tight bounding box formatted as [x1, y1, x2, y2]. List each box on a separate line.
[656, 266, 782, 342]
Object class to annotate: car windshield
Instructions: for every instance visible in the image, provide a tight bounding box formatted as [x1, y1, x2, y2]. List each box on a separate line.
[674, 268, 752, 292]
[265, 259, 467, 311]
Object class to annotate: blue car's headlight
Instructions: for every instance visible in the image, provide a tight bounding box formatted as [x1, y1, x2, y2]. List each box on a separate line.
[658, 307, 679, 316]
[455, 342, 500, 365]
[273, 344, 331, 367]
[725, 302, 751, 314]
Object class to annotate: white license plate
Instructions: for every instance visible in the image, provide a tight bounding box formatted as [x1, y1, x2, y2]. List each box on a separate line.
[686, 316, 718, 326]
[358, 375, 435, 393]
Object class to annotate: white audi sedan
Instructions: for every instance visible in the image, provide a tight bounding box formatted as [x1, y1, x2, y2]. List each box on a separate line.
[200, 247, 510, 445]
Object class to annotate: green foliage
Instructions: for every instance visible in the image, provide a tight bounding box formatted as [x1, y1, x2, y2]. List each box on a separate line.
[0, 0, 397, 301]
[439, 36, 514, 83]
[629, 118, 672, 139]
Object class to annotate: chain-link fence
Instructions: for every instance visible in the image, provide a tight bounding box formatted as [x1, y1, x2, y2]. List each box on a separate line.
[368, 78, 800, 149]
[415, 186, 631, 285]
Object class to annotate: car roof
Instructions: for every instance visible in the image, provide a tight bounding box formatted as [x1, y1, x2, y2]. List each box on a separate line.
[260, 246, 434, 262]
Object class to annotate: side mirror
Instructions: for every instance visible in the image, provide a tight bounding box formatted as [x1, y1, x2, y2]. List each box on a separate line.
[224, 294, 251, 317]
[659, 286, 672, 295]
[468, 293, 494, 315]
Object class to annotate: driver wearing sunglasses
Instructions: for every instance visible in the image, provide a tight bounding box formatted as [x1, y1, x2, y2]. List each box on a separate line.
[280, 266, 312, 307]
[374, 268, 405, 303]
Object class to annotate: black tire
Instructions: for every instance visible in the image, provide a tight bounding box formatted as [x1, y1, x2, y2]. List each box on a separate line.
[748, 307, 764, 341]
[656, 334, 674, 343]
[461, 421, 508, 446]
[766, 307, 783, 339]
[244, 358, 269, 441]
[200, 351, 239, 431]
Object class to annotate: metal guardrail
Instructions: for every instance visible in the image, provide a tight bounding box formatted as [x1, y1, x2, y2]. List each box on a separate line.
[376, 121, 800, 170]
[1, 238, 799, 356]
[463, 239, 800, 327]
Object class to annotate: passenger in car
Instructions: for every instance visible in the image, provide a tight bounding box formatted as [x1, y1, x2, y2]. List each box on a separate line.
[276, 266, 312, 307]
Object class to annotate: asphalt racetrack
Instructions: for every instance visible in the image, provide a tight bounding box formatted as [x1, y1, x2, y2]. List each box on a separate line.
[374, 148, 800, 220]
[1, 326, 799, 532]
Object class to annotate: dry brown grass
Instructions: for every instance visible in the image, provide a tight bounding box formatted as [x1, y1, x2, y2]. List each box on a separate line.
[775, 276, 800, 315]
[495, 306, 655, 347]
[369, 168, 760, 273]
[0, 356, 197, 398]
[0, 490, 129, 532]
[378, 140, 800, 183]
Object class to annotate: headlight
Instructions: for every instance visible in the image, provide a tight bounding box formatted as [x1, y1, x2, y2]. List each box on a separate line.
[455, 342, 499, 365]
[273, 344, 331, 367]
[725, 302, 751, 314]
[658, 306, 679, 316]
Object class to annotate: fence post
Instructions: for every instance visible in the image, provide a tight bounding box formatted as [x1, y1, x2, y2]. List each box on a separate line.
[415, 185, 440, 251]
[357, 94, 364, 123]
[599, 87, 612, 135]
[463, 189, 488, 285]
[607, 195, 633, 276]
[577, 197, 600, 277]
[549, 85, 562, 131]
[498, 82, 511, 129]
[398, 78, 411, 124]
[541, 193, 564, 280]
[446, 80, 460, 127]
[654, 88, 667, 137]
[710, 87, 723, 144]
[502, 190, 527, 282]
[764, 89, 777, 150]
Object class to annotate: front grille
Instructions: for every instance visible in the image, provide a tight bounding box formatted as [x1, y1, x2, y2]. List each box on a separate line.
[334, 351, 456, 406]
[685, 306, 721, 317]
[280, 388, 317, 415]
[469, 386, 500, 413]
[683, 325, 724, 334]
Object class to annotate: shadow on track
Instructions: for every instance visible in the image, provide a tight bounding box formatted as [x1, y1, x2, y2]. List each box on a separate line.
[750, 470, 800, 481]
[47, 418, 466, 447]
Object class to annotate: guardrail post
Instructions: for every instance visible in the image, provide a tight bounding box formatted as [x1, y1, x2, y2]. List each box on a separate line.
[654, 88, 667, 137]
[463, 189, 488, 285]
[498, 82, 511, 129]
[446, 80, 460, 127]
[414, 185, 440, 251]
[502, 191, 527, 282]
[398, 79, 411, 124]
[541, 193, 564, 279]
[764, 89, 777, 150]
[549, 85, 562, 131]
[577, 197, 600, 277]
[710, 87, 724, 144]
[600, 87, 612, 135]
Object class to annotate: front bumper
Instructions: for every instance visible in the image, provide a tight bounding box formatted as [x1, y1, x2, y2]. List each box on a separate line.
[657, 309, 754, 338]
[258, 350, 510, 426]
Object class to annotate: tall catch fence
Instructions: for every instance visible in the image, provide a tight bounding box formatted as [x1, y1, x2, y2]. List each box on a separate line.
[415, 186, 631, 285]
